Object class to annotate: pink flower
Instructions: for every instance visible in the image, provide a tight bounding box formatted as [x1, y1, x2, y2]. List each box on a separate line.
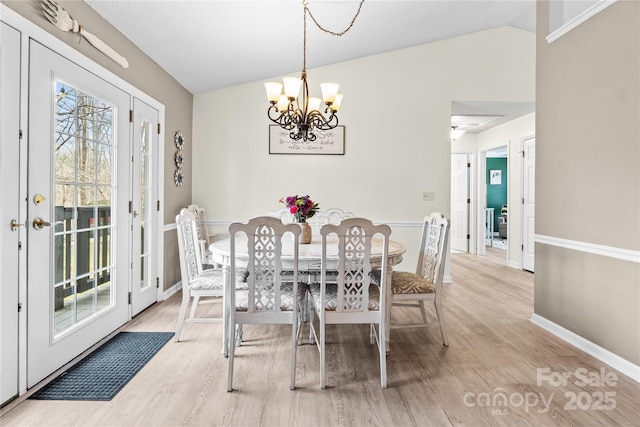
[280, 194, 319, 222]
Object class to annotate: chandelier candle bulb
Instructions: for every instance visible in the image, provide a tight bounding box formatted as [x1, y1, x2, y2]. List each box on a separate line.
[283, 77, 302, 100]
[265, 82, 284, 103]
[308, 97, 322, 113]
[277, 95, 290, 112]
[330, 94, 343, 112]
[321, 83, 339, 104]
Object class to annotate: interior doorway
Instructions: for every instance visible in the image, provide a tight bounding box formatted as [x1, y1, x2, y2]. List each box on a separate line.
[485, 146, 508, 254]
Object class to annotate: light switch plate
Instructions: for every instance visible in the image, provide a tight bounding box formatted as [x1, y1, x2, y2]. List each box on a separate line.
[422, 192, 435, 201]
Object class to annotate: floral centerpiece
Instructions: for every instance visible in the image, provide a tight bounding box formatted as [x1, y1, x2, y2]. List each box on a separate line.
[280, 195, 319, 223]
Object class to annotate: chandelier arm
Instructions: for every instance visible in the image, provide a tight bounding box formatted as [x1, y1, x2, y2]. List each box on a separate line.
[267, 105, 302, 131]
[310, 112, 339, 131]
[306, 110, 338, 132]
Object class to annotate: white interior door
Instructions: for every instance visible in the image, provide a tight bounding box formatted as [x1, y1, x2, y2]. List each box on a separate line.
[27, 41, 131, 387]
[522, 137, 535, 272]
[451, 153, 470, 252]
[1, 21, 22, 405]
[131, 98, 159, 316]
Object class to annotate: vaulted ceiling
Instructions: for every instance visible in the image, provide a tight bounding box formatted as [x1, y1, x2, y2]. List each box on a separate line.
[84, 1, 536, 95]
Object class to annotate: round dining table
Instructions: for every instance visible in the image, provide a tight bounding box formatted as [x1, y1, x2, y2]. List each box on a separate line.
[210, 234, 406, 355]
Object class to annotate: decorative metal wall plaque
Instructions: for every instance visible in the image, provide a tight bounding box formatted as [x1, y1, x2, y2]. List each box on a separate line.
[174, 131, 184, 186]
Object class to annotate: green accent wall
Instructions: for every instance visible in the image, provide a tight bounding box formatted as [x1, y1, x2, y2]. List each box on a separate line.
[486, 158, 507, 228]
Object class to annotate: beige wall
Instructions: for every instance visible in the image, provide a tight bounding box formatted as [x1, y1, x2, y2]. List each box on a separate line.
[192, 26, 535, 271]
[4, 0, 194, 290]
[536, 0, 639, 364]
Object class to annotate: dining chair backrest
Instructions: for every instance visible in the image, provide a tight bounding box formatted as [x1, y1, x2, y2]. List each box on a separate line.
[266, 208, 294, 224]
[320, 217, 390, 319]
[416, 212, 449, 292]
[186, 204, 210, 247]
[310, 208, 354, 233]
[176, 208, 205, 283]
[228, 216, 301, 315]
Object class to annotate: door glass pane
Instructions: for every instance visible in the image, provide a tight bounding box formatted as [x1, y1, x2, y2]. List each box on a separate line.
[138, 120, 152, 291]
[53, 81, 115, 336]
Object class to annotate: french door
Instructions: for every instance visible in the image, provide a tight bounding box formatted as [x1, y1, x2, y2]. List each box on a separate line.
[27, 41, 131, 387]
[0, 21, 22, 405]
[131, 98, 160, 316]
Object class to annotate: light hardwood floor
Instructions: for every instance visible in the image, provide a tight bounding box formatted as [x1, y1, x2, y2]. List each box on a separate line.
[2, 248, 639, 426]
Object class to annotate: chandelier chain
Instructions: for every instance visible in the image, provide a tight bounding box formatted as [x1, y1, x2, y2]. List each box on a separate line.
[304, 0, 365, 37]
[302, 0, 365, 71]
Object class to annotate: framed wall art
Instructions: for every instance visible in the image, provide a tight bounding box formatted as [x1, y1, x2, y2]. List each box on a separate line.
[268, 125, 345, 155]
[489, 169, 502, 185]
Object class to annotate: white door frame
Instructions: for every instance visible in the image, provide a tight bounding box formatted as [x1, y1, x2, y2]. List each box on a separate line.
[0, 5, 165, 400]
[476, 150, 487, 255]
[521, 136, 535, 272]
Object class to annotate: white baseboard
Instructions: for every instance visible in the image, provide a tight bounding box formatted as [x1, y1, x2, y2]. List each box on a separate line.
[530, 314, 640, 383]
[507, 260, 522, 269]
[162, 280, 181, 301]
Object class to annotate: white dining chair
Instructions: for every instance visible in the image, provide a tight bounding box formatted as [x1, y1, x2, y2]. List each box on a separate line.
[226, 216, 303, 391]
[390, 212, 450, 346]
[308, 217, 391, 389]
[174, 208, 226, 342]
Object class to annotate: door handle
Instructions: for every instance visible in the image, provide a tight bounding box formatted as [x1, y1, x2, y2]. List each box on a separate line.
[11, 219, 24, 231]
[32, 218, 51, 230]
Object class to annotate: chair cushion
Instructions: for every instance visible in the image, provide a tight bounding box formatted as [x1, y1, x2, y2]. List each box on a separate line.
[234, 282, 306, 312]
[190, 268, 224, 290]
[308, 283, 380, 311]
[190, 268, 248, 290]
[391, 271, 435, 294]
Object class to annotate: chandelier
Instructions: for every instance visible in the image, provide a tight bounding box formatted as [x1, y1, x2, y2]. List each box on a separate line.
[265, 0, 365, 142]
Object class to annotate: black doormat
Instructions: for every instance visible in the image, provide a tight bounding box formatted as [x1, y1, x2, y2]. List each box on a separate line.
[30, 331, 174, 401]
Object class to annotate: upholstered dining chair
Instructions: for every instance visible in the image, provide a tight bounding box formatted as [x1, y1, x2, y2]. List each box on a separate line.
[390, 212, 450, 346]
[226, 216, 303, 391]
[308, 218, 391, 389]
[174, 208, 226, 342]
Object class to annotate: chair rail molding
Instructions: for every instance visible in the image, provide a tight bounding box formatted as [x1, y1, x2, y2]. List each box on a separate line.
[535, 234, 640, 264]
